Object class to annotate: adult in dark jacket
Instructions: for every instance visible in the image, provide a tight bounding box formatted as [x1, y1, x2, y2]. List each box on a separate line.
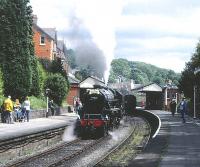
[179, 97, 187, 123]
[170, 99, 176, 116]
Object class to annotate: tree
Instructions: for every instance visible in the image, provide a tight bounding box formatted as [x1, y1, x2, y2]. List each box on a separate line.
[111, 59, 131, 79]
[0, 68, 4, 97]
[38, 58, 52, 72]
[66, 49, 77, 69]
[75, 65, 95, 80]
[44, 73, 68, 106]
[109, 58, 180, 86]
[29, 56, 40, 96]
[0, 0, 33, 99]
[179, 41, 200, 100]
[51, 58, 67, 77]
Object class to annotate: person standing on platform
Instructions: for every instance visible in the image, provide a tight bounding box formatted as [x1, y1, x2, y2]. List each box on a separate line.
[3, 96, 13, 124]
[23, 96, 31, 122]
[179, 97, 187, 123]
[14, 99, 21, 121]
[48, 100, 55, 116]
[74, 98, 79, 114]
[0, 102, 5, 123]
[170, 99, 176, 116]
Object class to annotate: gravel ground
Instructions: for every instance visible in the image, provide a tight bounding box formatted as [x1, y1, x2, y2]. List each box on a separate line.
[99, 117, 150, 167]
[3, 116, 149, 167]
[58, 116, 145, 167]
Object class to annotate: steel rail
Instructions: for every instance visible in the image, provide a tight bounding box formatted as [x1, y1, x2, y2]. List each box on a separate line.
[92, 118, 151, 167]
[47, 136, 106, 167]
[5, 138, 81, 167]
[0, 127, 66, 153]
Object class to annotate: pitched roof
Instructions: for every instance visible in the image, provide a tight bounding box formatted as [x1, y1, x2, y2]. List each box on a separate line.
[80, 76, 105, 88]
[132, 83, 162, 92]
[43, 28, 57, 41]
[68, 76, 80, 84]
[68, 73, 80, 84]
[33, 24, 55, 41]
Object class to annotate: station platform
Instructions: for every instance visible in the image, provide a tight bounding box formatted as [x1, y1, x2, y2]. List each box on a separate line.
[0, 112, 79, 142]
[130, 110, 200, 167]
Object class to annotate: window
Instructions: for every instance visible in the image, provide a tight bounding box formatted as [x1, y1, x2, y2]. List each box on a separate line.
[40, 35, 45, 45]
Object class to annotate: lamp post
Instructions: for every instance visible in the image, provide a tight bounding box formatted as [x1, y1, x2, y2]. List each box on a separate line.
[193, 68, 200, 119]
[46, 88, 50, 118]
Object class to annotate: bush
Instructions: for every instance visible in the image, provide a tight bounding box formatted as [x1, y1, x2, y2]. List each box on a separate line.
[0, 69, 4, 97]
[29, 96, 46, 110]
[44, 73, 68, 106]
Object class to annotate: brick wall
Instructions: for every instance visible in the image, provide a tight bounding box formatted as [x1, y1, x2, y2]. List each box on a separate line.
[33, 28, 53, 60]
[67, 85, 80, 106]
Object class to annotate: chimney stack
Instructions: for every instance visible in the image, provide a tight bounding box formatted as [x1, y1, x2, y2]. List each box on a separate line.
[33, 14, 38, 24]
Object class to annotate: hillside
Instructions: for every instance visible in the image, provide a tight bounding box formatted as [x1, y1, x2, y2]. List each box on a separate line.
[108, 58, 180, 86]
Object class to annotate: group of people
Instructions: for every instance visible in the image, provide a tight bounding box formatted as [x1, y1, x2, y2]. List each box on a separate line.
[0, 96, 31, 124]
[170, 97, 187, 123]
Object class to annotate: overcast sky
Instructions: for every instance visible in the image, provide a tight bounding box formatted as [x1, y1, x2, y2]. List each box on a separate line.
[30, 0, 200, 73]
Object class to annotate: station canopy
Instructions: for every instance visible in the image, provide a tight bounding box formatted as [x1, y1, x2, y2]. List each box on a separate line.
[80, 76, 105, 89]
[132, 83, 162, 93]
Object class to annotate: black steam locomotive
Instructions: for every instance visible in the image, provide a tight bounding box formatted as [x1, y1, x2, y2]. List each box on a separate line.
[75, 85, 136, 137]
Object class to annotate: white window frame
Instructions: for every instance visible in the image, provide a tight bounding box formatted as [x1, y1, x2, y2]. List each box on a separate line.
[40, 35, 45, 45]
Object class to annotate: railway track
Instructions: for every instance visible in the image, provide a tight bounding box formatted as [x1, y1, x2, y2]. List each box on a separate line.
[92, 117, 150, 166]
[4, 115, 153, 167]
[5, 137, 106, 167]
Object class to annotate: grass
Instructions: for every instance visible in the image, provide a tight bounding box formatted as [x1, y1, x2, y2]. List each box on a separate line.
[101, 121, 150, 167]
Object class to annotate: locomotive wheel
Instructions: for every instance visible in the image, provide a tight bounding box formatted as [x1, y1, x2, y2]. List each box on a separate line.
[98, 126, 106, 137]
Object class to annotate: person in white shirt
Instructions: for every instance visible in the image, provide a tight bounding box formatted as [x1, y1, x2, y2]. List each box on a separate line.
[23, 96, 31, 122]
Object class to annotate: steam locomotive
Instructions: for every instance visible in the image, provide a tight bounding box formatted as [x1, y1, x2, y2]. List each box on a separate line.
[75, 85, 136, 138]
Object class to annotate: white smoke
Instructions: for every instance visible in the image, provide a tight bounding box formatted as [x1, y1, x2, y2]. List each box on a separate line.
[31, 0, 125, 82]
[74, 0, 124, 82]
[62, 123, 77, 142]
[109, 131, 121, 141]
[66, 0, 125, 83]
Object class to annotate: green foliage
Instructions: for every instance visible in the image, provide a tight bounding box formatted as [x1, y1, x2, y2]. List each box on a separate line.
[66, 49, 77, 69]
[0, 69, 4, 97]
[111, 59, 131, 79]
[75, 66, 93, 80]
[109, 59, 180, 86]
[30, 56, 40, 96]
[108, 69, 117, 83]
[38, 58, 52, 72]
[29, 59, 47, 97]
[0, 0, 33, 99]
[50, 58, 67, 77]
[44, 73, 68, 106]
[29, 96, 46, 110]
[38, 61, 47, 93]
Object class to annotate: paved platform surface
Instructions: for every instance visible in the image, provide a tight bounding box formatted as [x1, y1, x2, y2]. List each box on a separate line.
[129, 110, 200, 167]
[0, 112, 78, 142]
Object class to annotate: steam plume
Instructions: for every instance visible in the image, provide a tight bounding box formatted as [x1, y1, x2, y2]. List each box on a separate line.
[65, 0, 124, 83]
